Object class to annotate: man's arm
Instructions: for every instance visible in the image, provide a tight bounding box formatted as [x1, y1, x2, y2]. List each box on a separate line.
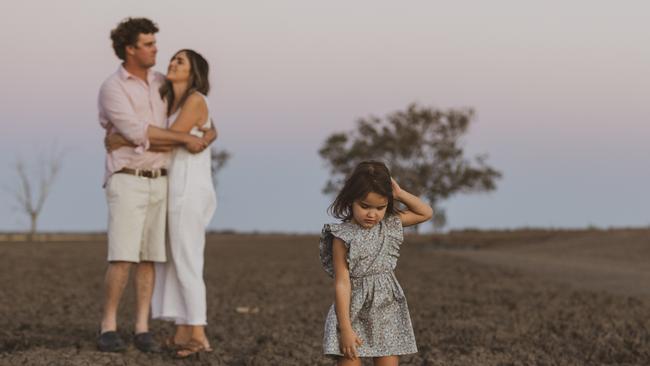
[149, 145, 175, 152]
[146, 122, 215, 151]
[101, 121, 205, 152]
[103, 124, 209, 153]
[99, 80, 206, 151]
[99, 80, 151, 149]
[148, 126, 207, 152]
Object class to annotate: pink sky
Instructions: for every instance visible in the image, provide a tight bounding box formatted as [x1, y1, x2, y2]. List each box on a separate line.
[1, 1, 649, 231]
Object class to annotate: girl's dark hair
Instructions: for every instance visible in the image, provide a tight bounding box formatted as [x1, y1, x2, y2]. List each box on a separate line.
[110, 17, 159, 61]
[328, 161, 396, 221]
[159, 49, 210, 115]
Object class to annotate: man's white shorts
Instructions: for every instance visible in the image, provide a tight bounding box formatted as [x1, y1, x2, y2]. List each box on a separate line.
[105, 173, 167, 263]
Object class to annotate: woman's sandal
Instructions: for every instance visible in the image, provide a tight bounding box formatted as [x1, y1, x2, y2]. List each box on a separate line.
[174, 339, 213, 359]
[163, 336, 183, 351]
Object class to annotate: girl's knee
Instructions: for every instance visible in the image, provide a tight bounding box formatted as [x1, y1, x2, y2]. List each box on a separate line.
[373, 355, 399, 366]
[337, 356, 362, 366]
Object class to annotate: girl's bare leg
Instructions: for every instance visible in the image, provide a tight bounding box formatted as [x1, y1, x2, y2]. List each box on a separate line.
[338, 356, 362, 366]
[374, 356, 399, 366]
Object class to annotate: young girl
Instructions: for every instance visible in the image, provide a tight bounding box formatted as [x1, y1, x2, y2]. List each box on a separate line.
[320, 161, 433, 366]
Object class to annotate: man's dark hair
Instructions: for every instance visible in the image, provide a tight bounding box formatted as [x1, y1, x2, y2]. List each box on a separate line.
[110, 17, 159, 61]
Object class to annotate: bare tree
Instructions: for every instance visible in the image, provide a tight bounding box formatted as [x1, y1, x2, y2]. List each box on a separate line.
[210, 147, 231, 188]
[7, 148, 63, 239]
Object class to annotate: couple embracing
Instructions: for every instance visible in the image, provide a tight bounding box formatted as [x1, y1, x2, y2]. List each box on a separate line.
[97, 17, 217, 358]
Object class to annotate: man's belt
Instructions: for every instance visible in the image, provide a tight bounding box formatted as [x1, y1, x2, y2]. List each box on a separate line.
[115, 168, 167, 178]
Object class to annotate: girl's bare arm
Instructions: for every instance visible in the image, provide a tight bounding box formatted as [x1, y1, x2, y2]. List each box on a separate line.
[332, 237, 363, 359]
[392, 179, 434, 227]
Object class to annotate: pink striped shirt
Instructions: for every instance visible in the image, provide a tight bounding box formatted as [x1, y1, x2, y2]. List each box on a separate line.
[98, 66, 170, 186]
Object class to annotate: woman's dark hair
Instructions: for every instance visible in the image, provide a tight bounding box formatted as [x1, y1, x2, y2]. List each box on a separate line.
[159, 49, 210, 115]
[110, 17, 159, 61]
[328, 161, 397, 221]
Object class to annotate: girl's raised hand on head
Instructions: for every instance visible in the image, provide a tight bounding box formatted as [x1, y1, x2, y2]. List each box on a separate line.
[391, 177, 402, 200]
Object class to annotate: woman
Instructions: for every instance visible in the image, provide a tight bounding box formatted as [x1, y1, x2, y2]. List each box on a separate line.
[107, 49, 217, 358]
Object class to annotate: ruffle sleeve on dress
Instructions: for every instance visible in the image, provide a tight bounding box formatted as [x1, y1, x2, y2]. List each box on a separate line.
[383, 214, 404, 262]
[319, 223, 354, 278]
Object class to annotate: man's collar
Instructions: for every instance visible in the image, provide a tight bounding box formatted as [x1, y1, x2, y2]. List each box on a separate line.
[118, 65, 132, 80]
[118, 64, 154, 82]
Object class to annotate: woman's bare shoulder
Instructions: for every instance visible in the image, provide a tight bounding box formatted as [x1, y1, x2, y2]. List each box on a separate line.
[184, 92, 208, 109]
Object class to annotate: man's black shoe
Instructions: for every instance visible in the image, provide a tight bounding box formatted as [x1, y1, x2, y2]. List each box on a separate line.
[97, 331, 127, 353]
[134, 332, 161, 353]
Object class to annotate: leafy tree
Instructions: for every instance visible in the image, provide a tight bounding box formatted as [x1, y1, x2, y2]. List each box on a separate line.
[319, 103, 501, 229]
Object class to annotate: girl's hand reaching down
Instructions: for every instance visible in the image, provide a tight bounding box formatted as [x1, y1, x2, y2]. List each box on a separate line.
[340, 328, 363, 360]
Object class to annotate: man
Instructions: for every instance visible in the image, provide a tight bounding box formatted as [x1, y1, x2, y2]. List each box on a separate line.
[97, 17, 215, 353]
